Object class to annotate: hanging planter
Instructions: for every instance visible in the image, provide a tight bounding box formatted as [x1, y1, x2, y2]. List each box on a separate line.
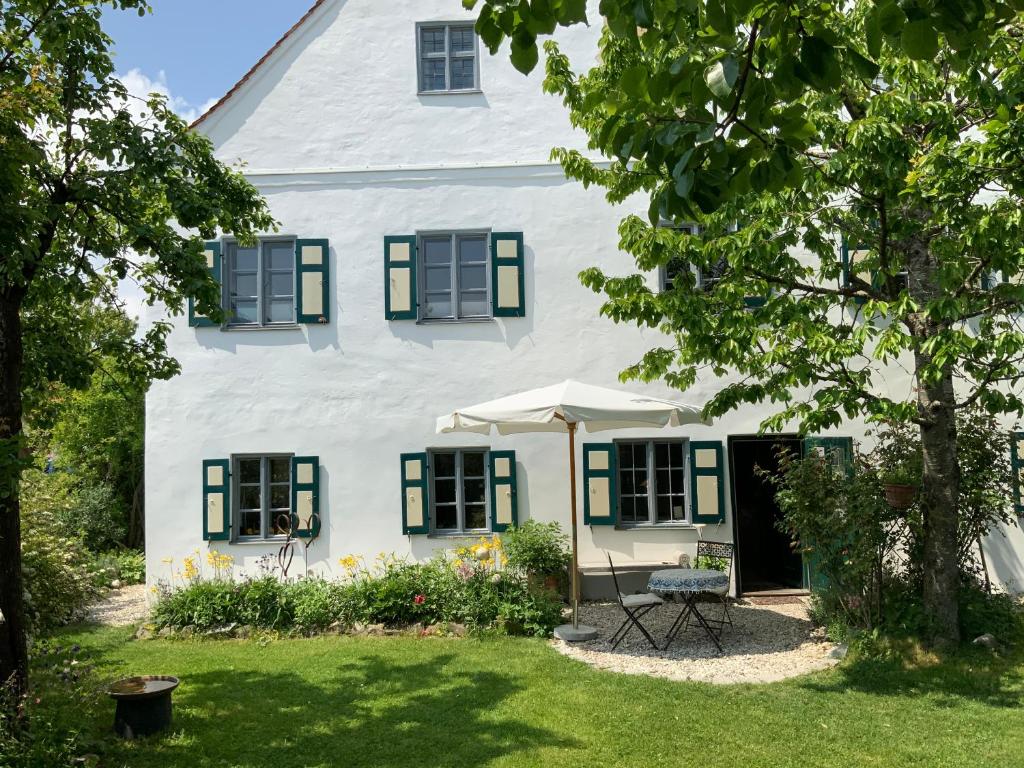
[884, 482, 918, 509]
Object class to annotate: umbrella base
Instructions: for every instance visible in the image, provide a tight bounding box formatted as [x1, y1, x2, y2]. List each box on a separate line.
[554, 623, 599, 643]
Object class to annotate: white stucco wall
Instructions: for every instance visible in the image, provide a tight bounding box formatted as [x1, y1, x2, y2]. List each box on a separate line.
[144, 0, 1024, 593]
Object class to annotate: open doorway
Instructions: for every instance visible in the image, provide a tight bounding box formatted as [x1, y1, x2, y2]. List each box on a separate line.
[728, 435, 805, 594]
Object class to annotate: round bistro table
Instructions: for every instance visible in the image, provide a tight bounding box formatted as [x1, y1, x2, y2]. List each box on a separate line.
[108, 676, 180, 738]
[648, 568, 730, 652]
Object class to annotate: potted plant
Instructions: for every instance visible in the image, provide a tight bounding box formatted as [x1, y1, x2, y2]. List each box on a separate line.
[880, 459, 921, 509]
[502, 521, 570, 592]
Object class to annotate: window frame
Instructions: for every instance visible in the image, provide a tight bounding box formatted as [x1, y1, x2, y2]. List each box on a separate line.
[223, 237, 297, 328]
[417, 229, 493, 322]
[428, 447, 491, 535]
[232, 453, 294, 542]
[613, 438, 691, 526]
[415, 21, 481, 94]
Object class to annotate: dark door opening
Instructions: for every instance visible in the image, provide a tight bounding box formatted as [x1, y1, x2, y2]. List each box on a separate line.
[729, 435, 805, 594]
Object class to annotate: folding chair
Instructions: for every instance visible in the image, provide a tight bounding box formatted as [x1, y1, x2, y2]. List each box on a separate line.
[606, 553, 664, 650]
[685, 540, 735, 637]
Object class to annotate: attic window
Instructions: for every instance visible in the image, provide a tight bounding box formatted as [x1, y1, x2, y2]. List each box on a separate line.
[417, 23, 479, 93]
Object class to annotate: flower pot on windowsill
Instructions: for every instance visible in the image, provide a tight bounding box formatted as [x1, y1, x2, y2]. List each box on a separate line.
[884, 482, 918, 509]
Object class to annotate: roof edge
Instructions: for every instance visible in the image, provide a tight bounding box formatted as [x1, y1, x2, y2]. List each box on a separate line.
[190, 0, 329, 130]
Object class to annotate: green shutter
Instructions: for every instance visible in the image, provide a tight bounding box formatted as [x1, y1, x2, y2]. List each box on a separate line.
[583, 443, 617, 525]
[690, 441, 726, 524]
[401, 452, 430, 534]
[202, 458, 230, 541]
[295, 239, 330, 324]
[841, 240, 869, 306]
[489, 450, 518, 532]
[291, 456, 321, 538]
[490, 232, 526, 317]
[188, 241, 222, 327]
[385, 235, 417, 320]
[802, 436, 854, 478]
[1011, 432, 1024, 516]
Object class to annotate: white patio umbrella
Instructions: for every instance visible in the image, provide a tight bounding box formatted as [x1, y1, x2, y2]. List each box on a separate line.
[437, 379, 710, 641]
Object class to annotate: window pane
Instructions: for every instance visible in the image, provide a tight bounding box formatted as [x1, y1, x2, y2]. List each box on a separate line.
[420, 58, 446, 91]
[463, 478, 485, 505]
[463, 451, 485, 476]
[435, 479, 456, 505]
[233, 246, 257, 271]
[620, 470, 634, 496]
[670, 468, 684, 494]
[240, 510, 261, 537]
[670, 496, 686, 521]
[232, 300, 258, 324]
[634, 495, 650, 522]
[267, 299, 294, 324]
[449, 26, 474, 52]
[459, 294, 488, 317]
[450, 57, 475, 89]
[669, 442, 683, 465]
[435, 505, 458, 530]
[239, 459, 261, 484]
[420, 27, 445, 54]
[620, 496, 635, 523]
[425, 265, 452, 292]
[240, 485, 261, 510]
[465, 504, 487, 529]
[655, 443, 669, 467]
[433, 452, 455, 477]
[657, 469, 670, 495]
[423, 237, 452, 265]
[270, 458, 290, 483]
[424, 295, 452, 319]
[270, 484, 289, 509]
[458, 236, 486, 263]
[656, 495, 670, 522]
[269, 272, 293, 296]
[264, 242, 294, 271]
[270, 514, 290, 536]
[459, 264, 486, 291]
[232, 273, 257, 298]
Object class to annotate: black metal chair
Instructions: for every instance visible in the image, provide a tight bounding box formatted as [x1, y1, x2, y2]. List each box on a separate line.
[606, 552, 664, 650]
[686, 540, 735, 637]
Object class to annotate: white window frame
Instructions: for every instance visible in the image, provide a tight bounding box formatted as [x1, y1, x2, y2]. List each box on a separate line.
[428, 448, 491, 534]
[224, 237, 297, 327]
[417, 229, 492, 321]
[233, 453, 293, 541]
[416, 22, 481, 94]
[614, 439, 690, 526]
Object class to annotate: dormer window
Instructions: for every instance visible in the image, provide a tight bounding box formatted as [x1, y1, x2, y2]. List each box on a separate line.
[417, 23, 479, 93]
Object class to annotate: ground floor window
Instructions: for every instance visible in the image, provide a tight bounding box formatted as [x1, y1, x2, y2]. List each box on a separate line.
[616, 440, 687, 524]
[430, 448, 489, 533]
[235, 454, 292, 539]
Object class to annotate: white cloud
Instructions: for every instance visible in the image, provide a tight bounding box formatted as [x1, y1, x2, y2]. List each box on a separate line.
[117, 68, 215, 124]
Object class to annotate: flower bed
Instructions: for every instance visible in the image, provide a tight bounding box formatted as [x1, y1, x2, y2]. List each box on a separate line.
[152, 538, 564, 638]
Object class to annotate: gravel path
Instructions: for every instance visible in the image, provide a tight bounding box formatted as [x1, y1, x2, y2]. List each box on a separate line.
[553, 599, 839, 684]
[87, 584, 150, 626]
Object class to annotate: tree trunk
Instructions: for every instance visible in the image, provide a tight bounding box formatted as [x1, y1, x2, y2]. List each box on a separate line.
[0, 291, 28, 701]
[916, 365, 961, 648]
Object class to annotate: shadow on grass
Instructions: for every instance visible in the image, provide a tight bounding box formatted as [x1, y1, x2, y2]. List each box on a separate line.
[113, 650, 575, 768]
[796, 646, 1024, 709]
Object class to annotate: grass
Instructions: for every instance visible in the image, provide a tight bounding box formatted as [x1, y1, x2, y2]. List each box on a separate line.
[37, 625, 1024, 768]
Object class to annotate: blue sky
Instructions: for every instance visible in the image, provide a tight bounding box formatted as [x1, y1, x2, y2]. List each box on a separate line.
[103, 0, 313, 120]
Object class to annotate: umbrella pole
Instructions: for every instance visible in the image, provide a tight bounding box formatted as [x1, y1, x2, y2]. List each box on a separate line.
[568, 422, 579, 628]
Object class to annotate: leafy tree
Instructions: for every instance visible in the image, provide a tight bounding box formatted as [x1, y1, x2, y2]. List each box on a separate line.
[466, 0, 1024, 646]
[0, 0, 274, 700]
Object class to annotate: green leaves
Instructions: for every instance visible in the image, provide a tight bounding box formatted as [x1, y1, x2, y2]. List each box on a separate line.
[901, 20, 939, 60]
[705, 56, 738, 100]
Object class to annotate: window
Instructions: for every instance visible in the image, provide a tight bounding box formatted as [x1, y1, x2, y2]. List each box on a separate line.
[660, 223, 699, 293]
[430, 448, 489, 533]
[226, 239, 295, 326]
[617, 440, 688, 525]
[235, 455, 292, 539]
[420, 232, 490, 320]
[417, 23, 479, 93]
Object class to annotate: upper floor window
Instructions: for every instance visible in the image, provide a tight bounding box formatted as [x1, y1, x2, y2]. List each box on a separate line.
[227, 239, 296, 326]
[235, 454, 292, 540]
[420, 231, 490, 320]
[617, 440, 688, 525]
[430, 448, 490, 533]
[417, 23, 479, 93]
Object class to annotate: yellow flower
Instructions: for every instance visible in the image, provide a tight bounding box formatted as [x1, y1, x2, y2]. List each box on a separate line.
[161, 557, 173, 565]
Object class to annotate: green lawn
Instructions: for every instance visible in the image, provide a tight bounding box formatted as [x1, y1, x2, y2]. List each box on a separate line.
[44, 626, 1024, 768]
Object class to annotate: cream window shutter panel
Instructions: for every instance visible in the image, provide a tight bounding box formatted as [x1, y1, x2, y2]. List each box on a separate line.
[490, 232, 525, 317]
[488, 450, 518, 532]
[290, 456, 321, 538]
[385, 236, 418, 320]
[295, 239, 330, 324]
[689, 441, 725, 524]
[189, 241, 222, 327]
[202, 458, 230, 541]
[583, 444, 617, 525]
[401, 452, 430, 534]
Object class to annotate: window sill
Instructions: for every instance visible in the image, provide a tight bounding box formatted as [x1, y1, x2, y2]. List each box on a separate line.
[614, 523, 696, 531]
[418, 89, 483, 96]
[230, 538, 290, 545]
[221, 323, 303, 332]
[427, 531, 493, 539]
[415, 317, 495, 326]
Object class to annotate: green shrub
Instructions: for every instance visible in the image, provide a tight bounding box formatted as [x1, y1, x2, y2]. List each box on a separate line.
[89, 549, 145, 587]
[502, 521, 570, 576]
[57, 481, 126, 552]
[958, 581, 1023, 642]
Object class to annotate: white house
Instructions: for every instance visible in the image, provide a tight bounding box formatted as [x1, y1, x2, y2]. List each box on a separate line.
[144, 0, 1024, 596]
